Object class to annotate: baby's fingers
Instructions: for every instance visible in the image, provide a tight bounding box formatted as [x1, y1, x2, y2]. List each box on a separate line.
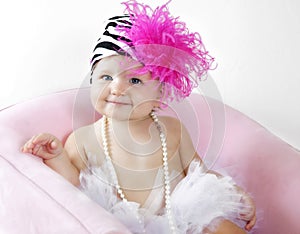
[33, 134, 62, 156]
[21, 133, 62, 160]
[31, 133, 53, 145]
[21, 136, 36, 153]
[30, 144, 52, 159]
[245, 215, 256, 231]
[32, 143, 43, 155]
[21, 134, 51, 153]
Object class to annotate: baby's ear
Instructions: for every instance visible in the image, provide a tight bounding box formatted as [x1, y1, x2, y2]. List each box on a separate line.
[159, 83, 164, 95]
[156, 83, 166, 99]
[159, 83, 174, 101]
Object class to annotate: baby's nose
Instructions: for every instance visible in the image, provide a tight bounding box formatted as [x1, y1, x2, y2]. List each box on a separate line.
[110, 78, 129, 96]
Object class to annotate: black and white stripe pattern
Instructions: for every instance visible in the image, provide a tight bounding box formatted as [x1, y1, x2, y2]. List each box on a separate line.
[91, 15, 133, 68]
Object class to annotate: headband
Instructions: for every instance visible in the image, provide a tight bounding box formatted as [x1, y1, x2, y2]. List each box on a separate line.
[91, 0, 215, 100]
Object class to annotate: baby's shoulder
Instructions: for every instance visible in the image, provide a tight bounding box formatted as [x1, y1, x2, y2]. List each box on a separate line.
[65, 123, 100, 170]
[65, 123, 98, 150]
[71, 123, 95, 137]
[158, 115, 182, 134]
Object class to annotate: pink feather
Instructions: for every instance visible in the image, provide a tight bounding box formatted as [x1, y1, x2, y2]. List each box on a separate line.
[117, 0, 215, 101]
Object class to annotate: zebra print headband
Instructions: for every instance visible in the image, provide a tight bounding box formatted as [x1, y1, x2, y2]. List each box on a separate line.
[90, 0, 215, 100]
[90, 15, 133, 69]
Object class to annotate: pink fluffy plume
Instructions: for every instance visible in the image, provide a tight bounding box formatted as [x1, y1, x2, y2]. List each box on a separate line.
[117, 0, 215, 100]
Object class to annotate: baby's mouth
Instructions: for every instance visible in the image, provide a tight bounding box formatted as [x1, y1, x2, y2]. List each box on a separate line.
[106, 100, 131, 105]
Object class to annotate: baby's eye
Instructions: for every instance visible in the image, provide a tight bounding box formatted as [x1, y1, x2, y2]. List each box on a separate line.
[129, 78, 143, 85]
[101, 75, 113, 81]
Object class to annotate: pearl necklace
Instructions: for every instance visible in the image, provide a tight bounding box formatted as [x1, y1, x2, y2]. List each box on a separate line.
[101, 112, 176, 233]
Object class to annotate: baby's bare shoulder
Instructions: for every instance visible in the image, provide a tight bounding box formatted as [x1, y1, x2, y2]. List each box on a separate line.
[158, 116, 183, 142]
[158, 115, 182, 131]
[71, 123, 95, 138]
[64, 123, 97, 170]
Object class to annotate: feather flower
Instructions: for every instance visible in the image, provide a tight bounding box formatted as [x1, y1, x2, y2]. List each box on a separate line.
[117, 0, 215, 100]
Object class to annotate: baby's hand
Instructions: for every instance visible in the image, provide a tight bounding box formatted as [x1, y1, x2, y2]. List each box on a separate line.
[21, 133, 63, 160]
[239, 193, 256, 231]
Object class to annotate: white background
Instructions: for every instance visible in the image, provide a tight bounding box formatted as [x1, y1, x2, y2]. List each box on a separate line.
[0, 0, 299, 150]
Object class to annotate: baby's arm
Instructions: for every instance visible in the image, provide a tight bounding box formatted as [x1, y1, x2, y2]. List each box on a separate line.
[22, 133, 80, 186]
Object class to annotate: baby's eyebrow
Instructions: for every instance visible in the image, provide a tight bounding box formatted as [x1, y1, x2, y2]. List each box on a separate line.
[124, 71, 143, 78]
[93, 69, 112, 75]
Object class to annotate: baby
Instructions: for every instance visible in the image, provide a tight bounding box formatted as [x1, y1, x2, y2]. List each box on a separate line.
[22, 1, 256, 233]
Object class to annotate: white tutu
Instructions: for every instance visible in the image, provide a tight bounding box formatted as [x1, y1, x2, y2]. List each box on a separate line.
[79, 154, 252, 233]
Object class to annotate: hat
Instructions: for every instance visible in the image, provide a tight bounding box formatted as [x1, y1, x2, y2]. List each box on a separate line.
[91, 0, 215, 100]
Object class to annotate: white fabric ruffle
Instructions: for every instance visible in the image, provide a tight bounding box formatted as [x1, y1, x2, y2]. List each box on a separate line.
[79, 154, 252, 233]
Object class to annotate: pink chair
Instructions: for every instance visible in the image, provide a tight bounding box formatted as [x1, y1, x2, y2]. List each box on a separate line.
[0, 88, 299, 234]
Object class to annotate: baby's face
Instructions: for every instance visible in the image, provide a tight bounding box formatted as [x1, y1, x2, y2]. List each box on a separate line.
[90, 55, 161, 121]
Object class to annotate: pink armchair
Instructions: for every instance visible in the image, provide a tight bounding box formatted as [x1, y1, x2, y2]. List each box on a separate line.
[0, 88, 299, 234]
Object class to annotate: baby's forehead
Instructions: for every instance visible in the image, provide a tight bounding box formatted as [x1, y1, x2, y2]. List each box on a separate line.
[94, 55, 143, 72]
[93, 56, 155, 78]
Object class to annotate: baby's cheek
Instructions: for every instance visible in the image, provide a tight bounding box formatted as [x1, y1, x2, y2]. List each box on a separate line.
[90, 86, 106, 106]
[90, 91, 97, 108]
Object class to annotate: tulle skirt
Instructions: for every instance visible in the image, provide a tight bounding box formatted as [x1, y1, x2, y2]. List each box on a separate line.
[79, 157, 252, 233]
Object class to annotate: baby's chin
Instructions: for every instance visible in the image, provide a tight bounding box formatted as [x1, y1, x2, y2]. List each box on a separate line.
[105, 113, 151, 122]
[99, 104, 155, 121]
[99, 109, 132, 121]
